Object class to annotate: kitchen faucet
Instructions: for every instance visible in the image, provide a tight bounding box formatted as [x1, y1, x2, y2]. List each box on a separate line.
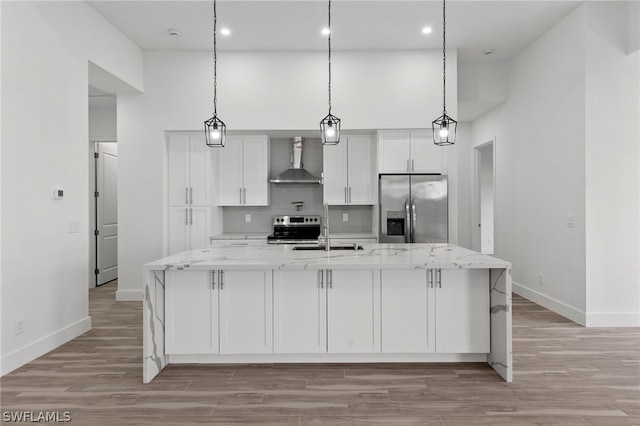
[323, 203, 330, 251]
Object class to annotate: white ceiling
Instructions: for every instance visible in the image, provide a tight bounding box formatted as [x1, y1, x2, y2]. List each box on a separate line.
[86, 0, 583, 120]
[87, 1, 582, 62]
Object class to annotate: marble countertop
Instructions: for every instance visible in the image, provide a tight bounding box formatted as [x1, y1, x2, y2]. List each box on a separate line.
[210, 232, 271, 241]
[146, 243, 511, 271]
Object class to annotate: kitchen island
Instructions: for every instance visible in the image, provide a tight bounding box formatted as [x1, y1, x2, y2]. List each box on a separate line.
[143, 243, 512, 383]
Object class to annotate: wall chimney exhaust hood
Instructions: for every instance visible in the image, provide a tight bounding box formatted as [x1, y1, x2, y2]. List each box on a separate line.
[270, 137, 322, 184]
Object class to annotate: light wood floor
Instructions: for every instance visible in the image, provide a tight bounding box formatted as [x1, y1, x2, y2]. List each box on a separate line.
[1, 281, 638, 425]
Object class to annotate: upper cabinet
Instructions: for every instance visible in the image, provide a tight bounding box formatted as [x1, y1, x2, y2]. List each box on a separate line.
[218, 135, 270, 206]
[377, 130, 443, 174]
[168, 133, 213, 206]
[323, 135, 374, 205]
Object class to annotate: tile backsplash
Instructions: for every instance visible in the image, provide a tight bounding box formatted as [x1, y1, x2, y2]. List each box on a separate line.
[222, 136, 373, 234]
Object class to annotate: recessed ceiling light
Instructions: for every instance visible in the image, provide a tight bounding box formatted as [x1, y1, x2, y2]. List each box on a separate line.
[221, 28, 231, 36]
[483, 49, 495, 55]
[422, 26, 432, 35]
[321, 28, 331, 36]
[168, 28, 181, 37]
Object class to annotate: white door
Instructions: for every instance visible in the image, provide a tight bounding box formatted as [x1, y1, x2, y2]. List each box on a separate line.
[168, 134, 190, 206]
[242, 136, 270, 206]
[189, 207, 211, 250]
[219, 270, 273, 354]
[165, 270, 219, 354]
[381, 269, 435, 353]
[188, 133, 212, 206]
[327, 269, 380, 353]
[218, 136, 244, 205]
[435, 269, 490, 353]
[346, 135, 373, 204]
[168, 207, 189, 255]
[323, 141, 348, 204]
[378, 130, 411, 173]
[410, 130, 442, 173]
[96, 143, 118, 285]
[273, 270, 327, 353]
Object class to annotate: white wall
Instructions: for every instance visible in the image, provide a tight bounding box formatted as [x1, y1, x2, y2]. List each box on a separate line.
[479, 144, 494, 254]
[1, 1, 142, 375]
[470, 2, 639, 326]
[117, 49, 457, 299]
[89, 100, 117, 140]
[471, 5, 588, 323]
[584, 2, 640, 326]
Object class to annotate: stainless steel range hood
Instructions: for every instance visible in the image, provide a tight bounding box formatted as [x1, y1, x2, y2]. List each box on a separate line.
[270, 137, 322, 184]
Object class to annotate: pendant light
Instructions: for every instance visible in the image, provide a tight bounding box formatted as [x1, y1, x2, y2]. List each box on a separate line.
[204, 0, 226, 147]
[432, 0, 456, 146]
[320, 0, 341, 145]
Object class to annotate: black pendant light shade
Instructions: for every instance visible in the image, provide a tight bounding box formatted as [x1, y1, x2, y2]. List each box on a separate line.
[204, 0, 226, 147]
[320, 0, 341, 145]
[432, 113, 457, 146]
[432, 0, 456, 146]
[320, 113, 341, 145]
[205, 115, 226, 147]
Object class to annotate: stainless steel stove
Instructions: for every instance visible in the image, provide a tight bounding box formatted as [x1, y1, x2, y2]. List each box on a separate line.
[267, 215, 321, 244]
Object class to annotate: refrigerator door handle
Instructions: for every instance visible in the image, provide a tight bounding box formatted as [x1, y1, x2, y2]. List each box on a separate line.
[404, 199, 411, 243]
[411, 198, 417, 242]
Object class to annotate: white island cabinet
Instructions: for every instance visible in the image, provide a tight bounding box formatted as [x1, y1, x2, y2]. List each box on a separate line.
[144, 243, 512, 384]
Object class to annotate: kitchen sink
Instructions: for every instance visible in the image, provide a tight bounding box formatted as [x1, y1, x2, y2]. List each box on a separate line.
[293, 245, 363, 251]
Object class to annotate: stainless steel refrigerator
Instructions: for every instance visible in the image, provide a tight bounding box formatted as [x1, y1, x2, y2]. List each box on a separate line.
[379, 175, 448, 243]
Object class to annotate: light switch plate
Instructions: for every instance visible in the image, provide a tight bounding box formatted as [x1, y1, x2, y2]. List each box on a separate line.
[342, 213, 349, 222]
[567, 215, 575, 227]
[245, 214, 251, 223]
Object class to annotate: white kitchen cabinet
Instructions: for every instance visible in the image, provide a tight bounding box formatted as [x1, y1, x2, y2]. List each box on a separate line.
[219, 270, 273, 354]
[273, 270, 327, 353]
[218, 135, 270, 206]
[381, 269, 435, 353]
[377, 130, 443, 174]
[165, 270, 218, 354]
[435, 268, 490, 353]
[168, 133, 213, 207]
[168, 206, 211, 254]
[327, 269, 380, 353]
[323, 135, 374, 205]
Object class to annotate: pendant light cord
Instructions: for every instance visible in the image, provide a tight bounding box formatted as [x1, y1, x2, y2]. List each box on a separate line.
[328, 0, 332, 115]
[442, 0, 446, 115]
[213, 0, 218, 116]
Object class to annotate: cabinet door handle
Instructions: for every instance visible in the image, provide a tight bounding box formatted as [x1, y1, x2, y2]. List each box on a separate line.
[437, 268, 442, 288]
[211, 270, 216, 290]
[185, 187, 189, 204]
[239, 188, 242, 204]
[412, 159, 415, 172]
[243, 188, 247, 204]
[189, 208, 193, 225]
[328, 269, 333, 289]
[189, 187, 193, 204]
[428, 269, 433, 288]
[348, 187, 351, 204]
[220, 270, 225, 290]
[185, 208, 189, 225]
[319, 270, 324, 289]
[344, 187, 347, 204]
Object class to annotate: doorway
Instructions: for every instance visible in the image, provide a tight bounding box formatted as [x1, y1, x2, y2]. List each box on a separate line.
[473, 141, 495, 254]
[93, 142, 118, 286]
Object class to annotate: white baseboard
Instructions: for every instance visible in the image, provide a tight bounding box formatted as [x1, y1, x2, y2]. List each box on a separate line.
[513, 282, 640, 327]
[1, 317, 91, 376]
[167, 353, 487, 364]
[586, 312, 640, 327]
[116, 289, 143, 302]
[512, 282, 586, 326]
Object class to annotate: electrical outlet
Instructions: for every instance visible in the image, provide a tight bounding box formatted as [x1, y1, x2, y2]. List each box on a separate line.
[567, 215, 575, 228]
[245, 214, 251, 223]
[14, 317, 24, 335]
[538, 274, 544, 285]
[342, 213, 349, 222]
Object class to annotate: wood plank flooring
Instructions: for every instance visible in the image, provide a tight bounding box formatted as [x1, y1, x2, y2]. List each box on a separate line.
[1, 281, 638, 425]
